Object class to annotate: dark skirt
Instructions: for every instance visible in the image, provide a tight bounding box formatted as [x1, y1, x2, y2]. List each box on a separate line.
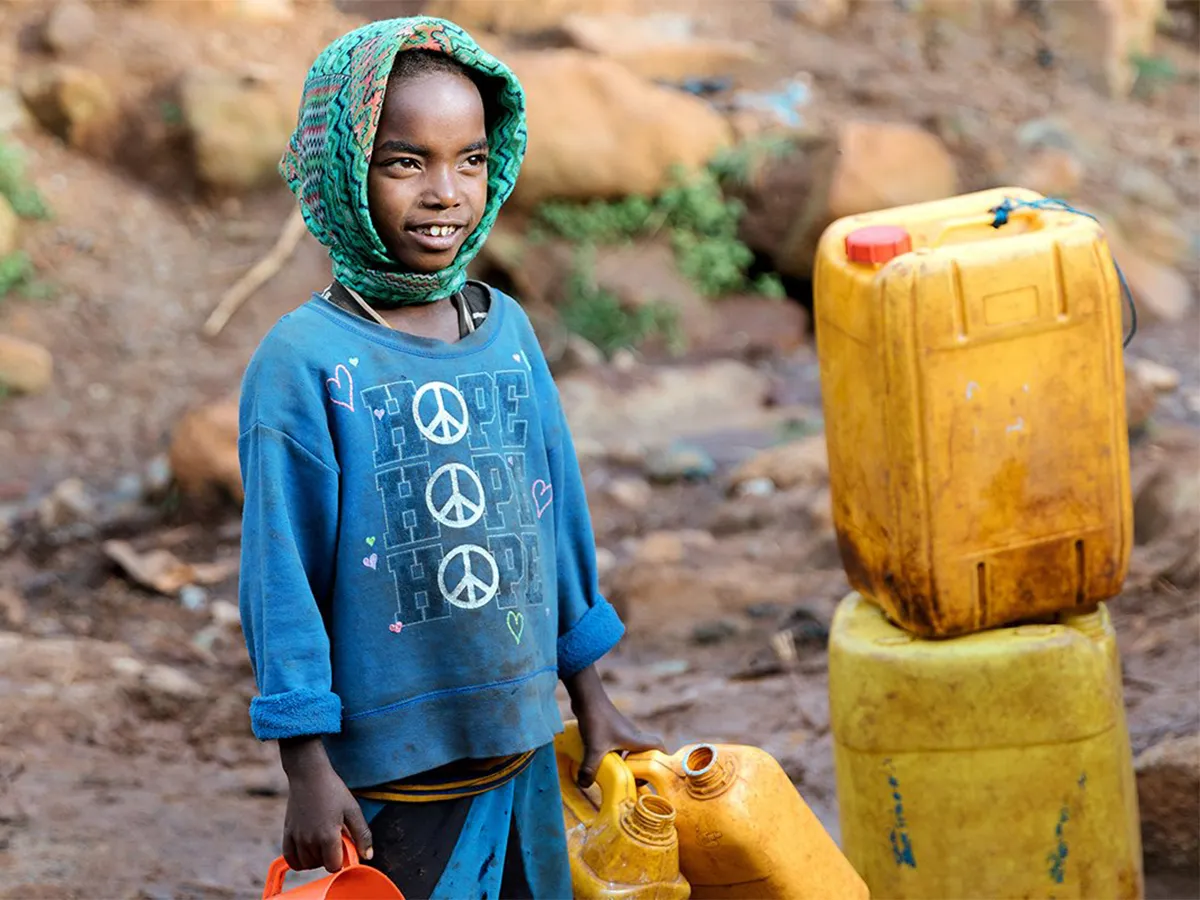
[356, 743, 571, 900]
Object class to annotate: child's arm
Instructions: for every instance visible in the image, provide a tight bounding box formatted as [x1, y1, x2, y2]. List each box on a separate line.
[239, 422, 372, 872]
[546, 400, 664, 787]
[564, 664, 664, 787]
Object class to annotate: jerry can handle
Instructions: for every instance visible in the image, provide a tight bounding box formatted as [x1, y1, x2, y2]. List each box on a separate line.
[557, 720, 639, 814]
[624, 748, 681, 790]
[929, 206, 1044, 247]
[262, 834, 358, 899]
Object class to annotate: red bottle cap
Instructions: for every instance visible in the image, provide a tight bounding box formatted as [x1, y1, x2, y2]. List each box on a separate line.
[845, 225, 912, 265]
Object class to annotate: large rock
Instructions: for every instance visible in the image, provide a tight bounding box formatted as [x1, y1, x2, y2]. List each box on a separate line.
[169, 400, 243, 504]
[1135, 733, 1200, 872]
[1013, 147, 1084, 199]
[1118, 165, 1181, 215]
[0, 334, 53, 395]
[0, 195, 18, 257]
[207, 0, 295, 20]
[753, 121, 957, 279]
[634, 529, 715, 566]
[591, 242, 717, 350]
[18, 64, 118, 155]
[1132, 457, 1200, 545]
[778, 0, 852, 29]
[729, 436, 828, 493]
[41, 0, 97, 55]
[38, 477, 96, 531]
[1125, 361, 1159, 435]
[180, 70, 296, 193]
[714, 295, 809, 359]
[1106, 224, 1194, 323]
[607, 549, 844, 637]
[131, 0, 297, 20]
[558, 359, 770, 451]
[125, 663, 206, 720]
[561, 14, 759, 83]
[1042, 0, 1166, 98]
[476, 232, 714, 351]
[1130, 358, 1181, 394]
[507, 50, 733, 208]
[425, 0, 635, 34]
[1115, 207, 1191, 269]
[0, 88, 32, 135]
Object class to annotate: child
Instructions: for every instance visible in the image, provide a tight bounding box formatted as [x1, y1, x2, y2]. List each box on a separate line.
[237, 16, 662, 899]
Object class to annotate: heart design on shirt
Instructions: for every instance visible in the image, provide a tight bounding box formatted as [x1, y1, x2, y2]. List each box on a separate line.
[374, 408, 385, 420]
[326, 364, 355, 412]
[349, 358, 359, 367]
[507, 610, 524, 644]
[365, 537, 376, 547]
[363, 553, 378, 570]
[389, 621, 403, 634]
[532, 480, 553, 519]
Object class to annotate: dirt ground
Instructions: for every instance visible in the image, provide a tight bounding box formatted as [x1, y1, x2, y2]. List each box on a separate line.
[0, 0, 1198, 898]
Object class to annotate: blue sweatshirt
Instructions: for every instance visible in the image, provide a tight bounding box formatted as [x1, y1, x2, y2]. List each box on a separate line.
[237, 286, 624, 789]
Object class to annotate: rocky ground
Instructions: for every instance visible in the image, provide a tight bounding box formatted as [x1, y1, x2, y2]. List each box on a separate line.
[0, 0, 1198, 898]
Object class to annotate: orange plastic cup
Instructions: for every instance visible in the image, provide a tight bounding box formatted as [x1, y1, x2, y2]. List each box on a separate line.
[261, 835, 405, 900]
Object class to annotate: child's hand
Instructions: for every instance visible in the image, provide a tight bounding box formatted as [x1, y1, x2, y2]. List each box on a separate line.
[564, 665, 665, 789]
[279, 737, 373, 873]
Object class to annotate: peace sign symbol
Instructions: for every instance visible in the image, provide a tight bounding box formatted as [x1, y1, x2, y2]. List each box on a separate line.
[438, 544, 499, 610]
[425, 463, 485, 529]
[413, 381, 469, 445]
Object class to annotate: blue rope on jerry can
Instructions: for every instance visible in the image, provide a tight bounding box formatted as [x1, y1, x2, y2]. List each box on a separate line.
[989, 196, 1138, 349]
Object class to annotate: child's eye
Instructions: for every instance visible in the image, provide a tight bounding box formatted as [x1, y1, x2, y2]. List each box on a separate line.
[384, 157, 421, 171]
[464, 154, 488, 168]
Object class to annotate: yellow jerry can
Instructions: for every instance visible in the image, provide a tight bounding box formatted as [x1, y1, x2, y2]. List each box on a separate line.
[829, 592, 1143, 899]
[556, 721, 691, 900]
[626, 742, 869, 899]
[814, 187, 1132, 637]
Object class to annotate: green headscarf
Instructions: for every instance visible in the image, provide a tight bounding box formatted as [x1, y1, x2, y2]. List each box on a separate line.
[280, 17, 527, 307]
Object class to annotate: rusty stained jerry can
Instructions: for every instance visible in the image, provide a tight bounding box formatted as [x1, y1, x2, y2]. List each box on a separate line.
[556, 721, 691, 900]
[829, 592, 1142, 899]
[626, 741, 869, 899]
[814, 187, 1132, 637]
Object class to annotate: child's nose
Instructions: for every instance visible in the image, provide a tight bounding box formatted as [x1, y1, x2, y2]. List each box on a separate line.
[423, 165, 460, 208]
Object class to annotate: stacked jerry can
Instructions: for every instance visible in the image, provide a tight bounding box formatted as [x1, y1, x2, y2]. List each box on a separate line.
[816, 188, 1144, 898]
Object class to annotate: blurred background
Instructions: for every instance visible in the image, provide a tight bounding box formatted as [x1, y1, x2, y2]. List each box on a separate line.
[0, 0, 1197, 896]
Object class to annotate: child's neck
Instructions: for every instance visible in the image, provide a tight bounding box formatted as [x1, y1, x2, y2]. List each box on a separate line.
[377, 297, 461, 344]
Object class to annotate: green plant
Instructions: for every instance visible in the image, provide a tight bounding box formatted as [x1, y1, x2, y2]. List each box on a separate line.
[0, 252, 52, 301]
[531, 195, 655, 245]
[778, 416, 824, 443]
[671, 229, 754, 297]
[560, 250, 683, 357]
[531, 167, 783, 300]
[1130, 53, 1178, 98]
[753, 273, 787, 299]
[0, 140, 50, 220]
[709, 134, 797, 188]
[0, 252, 33, 296]
[160, 100, 184, 127]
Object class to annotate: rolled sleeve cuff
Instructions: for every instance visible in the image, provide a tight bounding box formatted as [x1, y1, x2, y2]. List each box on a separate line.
[557, 600, 625, 679]
[249, 688, 343, 741]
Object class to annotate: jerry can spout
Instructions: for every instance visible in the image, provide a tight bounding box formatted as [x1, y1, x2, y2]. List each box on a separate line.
[682, 744, 735, 799]
[624, 795, 678, 844]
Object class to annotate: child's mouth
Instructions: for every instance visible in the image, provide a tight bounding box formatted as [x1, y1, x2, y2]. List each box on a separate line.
[414, 224, 461, 237]
[407, 223, 465, 253]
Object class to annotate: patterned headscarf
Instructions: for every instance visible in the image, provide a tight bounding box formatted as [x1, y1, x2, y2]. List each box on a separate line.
[280, 17, 526, 307]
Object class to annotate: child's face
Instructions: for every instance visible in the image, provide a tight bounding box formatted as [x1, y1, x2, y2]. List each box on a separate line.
[368, 70, 489, 274]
